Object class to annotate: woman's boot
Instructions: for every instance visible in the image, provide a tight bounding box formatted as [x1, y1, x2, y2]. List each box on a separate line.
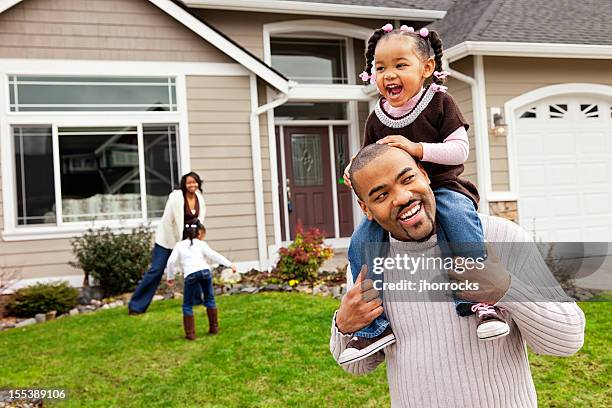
[183, 315, 196, 340]
[206, 308, 218, 334]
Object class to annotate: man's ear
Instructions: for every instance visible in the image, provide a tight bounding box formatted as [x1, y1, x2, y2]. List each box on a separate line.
[417, 162, 431, 184]
[358, 199, 374, 221]
[423, 57, 435, 79]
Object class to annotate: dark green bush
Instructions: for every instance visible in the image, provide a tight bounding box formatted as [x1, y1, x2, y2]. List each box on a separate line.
[9, 281, 78, 317]
[71, 226, 153, 297]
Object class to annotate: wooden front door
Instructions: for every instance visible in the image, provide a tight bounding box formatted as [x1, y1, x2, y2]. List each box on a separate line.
[283, 126, 334, 239]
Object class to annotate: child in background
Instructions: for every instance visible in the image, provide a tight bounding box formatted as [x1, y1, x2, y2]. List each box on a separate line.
[339, 23, 509, 365]
[167, 221, 236, 340]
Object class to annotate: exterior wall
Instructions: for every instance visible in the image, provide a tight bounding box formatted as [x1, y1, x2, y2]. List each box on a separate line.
[186, 75, 259, 262]
[0, 0, 256, 282]
[0, 0, 232, 62]
[448, 56, 477, 187]
[489, 201, 518, 223]
[484, 56, 612, 191]
[196, 9, 387, 60]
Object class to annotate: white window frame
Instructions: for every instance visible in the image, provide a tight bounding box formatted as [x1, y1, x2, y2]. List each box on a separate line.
[0, 59, 248, 241]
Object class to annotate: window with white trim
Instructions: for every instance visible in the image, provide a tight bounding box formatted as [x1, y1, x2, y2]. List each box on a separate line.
[7, 75, 181, 228]
[270, 37, 348, 84]
[9, 76, 177, 112]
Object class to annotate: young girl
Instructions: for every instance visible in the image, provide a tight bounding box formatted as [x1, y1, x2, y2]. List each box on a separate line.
[167, 221, 236, 340]
[338, 24, 509, 365]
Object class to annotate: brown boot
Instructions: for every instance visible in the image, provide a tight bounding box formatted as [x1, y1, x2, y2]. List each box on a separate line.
[183, 315, 196, 340]
[206, 308, 218, 334]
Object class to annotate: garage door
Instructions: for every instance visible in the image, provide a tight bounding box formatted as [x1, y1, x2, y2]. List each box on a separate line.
[515, 95, 612, 242]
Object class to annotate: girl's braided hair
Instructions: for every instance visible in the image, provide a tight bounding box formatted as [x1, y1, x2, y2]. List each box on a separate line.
[364, 27, 445, 85]
[183, 220, 206, 246]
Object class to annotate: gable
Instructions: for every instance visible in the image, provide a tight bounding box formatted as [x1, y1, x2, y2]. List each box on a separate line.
[0, 0, 233, 63]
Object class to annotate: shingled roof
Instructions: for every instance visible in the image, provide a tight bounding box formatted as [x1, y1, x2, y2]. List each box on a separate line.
[281, 0, 455, 11]
[430, 0, 612, 48]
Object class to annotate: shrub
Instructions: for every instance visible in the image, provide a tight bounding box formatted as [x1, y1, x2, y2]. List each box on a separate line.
[8, 281, 78, 317]
[274, 225, 334, 283]
[71, 226, 153, 297]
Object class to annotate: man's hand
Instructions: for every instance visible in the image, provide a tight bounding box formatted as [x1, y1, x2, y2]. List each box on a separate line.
[449, 244, 511, 304]
[336, 266, 384, 334]
[377, 135, 423, 160]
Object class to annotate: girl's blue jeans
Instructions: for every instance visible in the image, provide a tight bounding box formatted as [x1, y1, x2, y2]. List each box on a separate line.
[182, 269, 216, 316]
[347, 187, 486, 338]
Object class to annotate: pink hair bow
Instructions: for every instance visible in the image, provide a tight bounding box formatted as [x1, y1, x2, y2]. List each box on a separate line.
[359, 71, 376, 85]
[431, 83, 448, 93]
[382, 23, 393, 32]
[419, 27, 429, 38]
[433, 70, 451, 80]
[400, 25, 415, 33]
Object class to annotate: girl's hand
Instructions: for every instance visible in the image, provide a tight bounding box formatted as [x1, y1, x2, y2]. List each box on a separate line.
[231, 264, 237, 272]
[377, 135, 423, 159]
[343, 154, 357, 189]
[167, 279, 175, 288]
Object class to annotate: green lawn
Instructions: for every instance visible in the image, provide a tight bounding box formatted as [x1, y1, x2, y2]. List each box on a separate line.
[0, 292, 609, 407]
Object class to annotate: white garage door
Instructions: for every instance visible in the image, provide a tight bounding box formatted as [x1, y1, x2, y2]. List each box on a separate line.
[515, 95, 612, 242]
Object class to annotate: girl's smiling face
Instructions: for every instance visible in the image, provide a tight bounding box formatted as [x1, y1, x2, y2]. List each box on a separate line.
[374, 35, 435, 107]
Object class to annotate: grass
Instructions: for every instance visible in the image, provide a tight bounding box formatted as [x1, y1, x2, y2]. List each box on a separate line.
[0, 292, 609, 407]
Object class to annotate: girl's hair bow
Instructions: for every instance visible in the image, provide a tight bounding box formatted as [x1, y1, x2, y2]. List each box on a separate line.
[433, 70, 451, 80]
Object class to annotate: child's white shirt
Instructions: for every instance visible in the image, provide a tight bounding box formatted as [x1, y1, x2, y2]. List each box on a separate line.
[166, 239, 231, 280]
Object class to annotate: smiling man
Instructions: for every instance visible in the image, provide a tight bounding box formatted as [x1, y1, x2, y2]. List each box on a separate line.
[330, 144, 585, 407]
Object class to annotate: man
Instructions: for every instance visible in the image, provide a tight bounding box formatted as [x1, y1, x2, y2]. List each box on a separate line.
[330, 144, 585, 407]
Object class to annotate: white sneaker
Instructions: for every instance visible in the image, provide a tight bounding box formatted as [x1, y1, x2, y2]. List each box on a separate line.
[472, 303, 510, 341]
[338, 326, 396, 365]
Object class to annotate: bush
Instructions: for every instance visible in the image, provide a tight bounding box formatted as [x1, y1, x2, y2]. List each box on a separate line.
[71, 226, 153, 297]
[274, 225, 333, 284]
[8, 281, 78, 317]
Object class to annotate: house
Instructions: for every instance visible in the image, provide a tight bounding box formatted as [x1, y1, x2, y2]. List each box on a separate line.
[0, 0, 610, 288]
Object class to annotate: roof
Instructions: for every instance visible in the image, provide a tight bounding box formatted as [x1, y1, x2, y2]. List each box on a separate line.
[0, 0, 289, 92]
[181, 0, 448, 20]
[275, 0, 455, 11]
[431, 0, 612, 49]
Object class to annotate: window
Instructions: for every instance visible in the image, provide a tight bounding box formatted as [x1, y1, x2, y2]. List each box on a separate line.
[9, 76, 177, 112]
[271, 37, 347, 84]
[275, 102, 347, 120]
[12, 124, 180, 226]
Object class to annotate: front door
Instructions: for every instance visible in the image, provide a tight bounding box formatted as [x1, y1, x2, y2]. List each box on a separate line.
[283, 126, 334, 239]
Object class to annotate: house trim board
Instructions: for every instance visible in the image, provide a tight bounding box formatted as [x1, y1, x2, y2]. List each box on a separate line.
[445, 41, 612, 63]
[183, 0, 446, 20]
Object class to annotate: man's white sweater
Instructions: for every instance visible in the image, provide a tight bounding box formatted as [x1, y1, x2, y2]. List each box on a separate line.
[330, 215, 585, 407]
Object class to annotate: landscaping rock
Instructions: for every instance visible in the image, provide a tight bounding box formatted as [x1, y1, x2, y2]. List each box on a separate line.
[15, 318, 36, 328]
[295, 285, 312, 294]
[241, 286, 260, 294]
[46, 310, 57, 321]
[220, 268, 241, 283]
[56, 314, 67, 320]
[110, 301, 123, 308]
[34, 313, 46, 323]
[163, 293, 173, 301]
[214, 287, 223, 296]
[281, 284, 293, 292]
[90, 299, 103, 308]
[152, 295, 164, 302]
[232, 283, 244, 291]
[4, 323, 16, 329]
[78, 305, 96, 314]
[174, 293, 183, 300]
[263, 284, 281, 292]
[77, 286, 104, 304]
[69, 308, 79, 316]
[101, 304, 110, 310]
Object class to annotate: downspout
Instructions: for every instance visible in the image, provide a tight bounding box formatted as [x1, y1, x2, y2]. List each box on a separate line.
[443, 57, 491, 214]
[249, 74, 290, 270]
